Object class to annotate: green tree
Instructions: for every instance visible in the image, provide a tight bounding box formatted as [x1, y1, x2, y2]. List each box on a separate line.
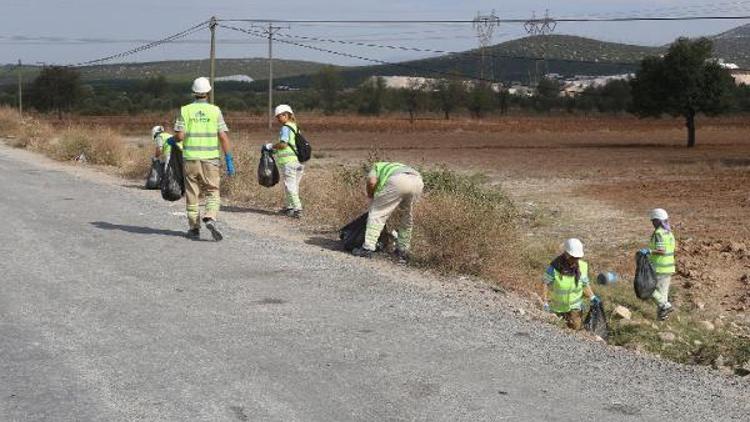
[29, 66, 83, 118]
[356, 77, 386, 115]
[313, 65, 341, 115]
[399, 79, 428, 123]
[534, 77, 561, 112]
[466, 82, 495, 118]
[630, 38, 734, 147]
[140, 75, 169, 98]
[433, 78, 465, 120]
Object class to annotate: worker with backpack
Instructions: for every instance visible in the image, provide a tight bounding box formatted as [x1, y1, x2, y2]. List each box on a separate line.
[263, 104, 311, 219]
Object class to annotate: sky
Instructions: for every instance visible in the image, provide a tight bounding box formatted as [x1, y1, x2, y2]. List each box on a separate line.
[2, 0, 749, 69]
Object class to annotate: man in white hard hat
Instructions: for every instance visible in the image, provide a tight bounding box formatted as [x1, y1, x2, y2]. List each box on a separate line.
[640, 208, 677, 320]
[173, 77, 235, 241]
[542, 238, 599, 330]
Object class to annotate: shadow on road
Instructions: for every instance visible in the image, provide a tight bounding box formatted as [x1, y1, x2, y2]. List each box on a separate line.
[222, 205, 279, 216]
[90, 221, 186, 237]
[122, 183, 149, 190]
[304, 235, 343, 252]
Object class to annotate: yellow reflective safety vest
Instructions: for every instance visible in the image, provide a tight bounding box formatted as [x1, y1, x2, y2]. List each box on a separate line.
[180, 102, 221, 161]
[649, 227, 676, 275]
[156, 132, 174, 158]
[274, 122, 299, 166]
[548, 260, 589, 313]
[372, 162, 408, 194]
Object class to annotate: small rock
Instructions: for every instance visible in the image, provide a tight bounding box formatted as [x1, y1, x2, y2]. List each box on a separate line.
[515, 308, 526, 316]
[714, 355, 725, 369]
[699, 320, 716, 331]
[613, 305, 632, 320]
[693, 340, 703, 346]
[659, 332, 676, 343]
[693, 300, 706, 310]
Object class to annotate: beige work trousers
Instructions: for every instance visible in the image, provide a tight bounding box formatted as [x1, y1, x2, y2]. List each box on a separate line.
[363, 173, 424, 251]
[651, 275, 672, 307]
[184, 160, 221, 229]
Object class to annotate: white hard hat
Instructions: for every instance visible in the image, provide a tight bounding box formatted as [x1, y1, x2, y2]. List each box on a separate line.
[650, 208, 669, 220]
[151, 125, 164, 139]
[563, 238, 584, 258]
[274, 104, 294, 116]
[192, 77, 212, 94]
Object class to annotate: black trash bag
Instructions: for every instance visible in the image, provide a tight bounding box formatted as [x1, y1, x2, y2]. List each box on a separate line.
[258, 148, 280, 187]
[339, 212, 392, 252]
[144, 158, 163, 190]
[634, 250, 658, 300]
[584, 300, 609, 340]
[160, 147, 184, 201]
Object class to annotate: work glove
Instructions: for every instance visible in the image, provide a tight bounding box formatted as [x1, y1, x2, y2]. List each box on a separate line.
[262, 143, 274, 151]
[225, 153, 236, 176]
[166, 137, 177, 147]
[151, 156, 159, 163]
[590, 295, 601, 306]
[639, 248, 651, 255]
[543, 302, 550, 313]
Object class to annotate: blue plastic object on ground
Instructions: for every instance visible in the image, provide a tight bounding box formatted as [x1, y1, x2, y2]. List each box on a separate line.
[596, 271, 619, 285]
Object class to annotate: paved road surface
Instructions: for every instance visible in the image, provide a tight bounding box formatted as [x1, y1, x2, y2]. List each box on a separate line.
[0, 145, 748, 421]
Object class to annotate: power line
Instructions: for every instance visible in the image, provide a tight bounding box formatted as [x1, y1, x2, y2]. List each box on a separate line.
[219, 24, 500, 83]
[70, 20, 210, 67]
[217, 15, 750, 24]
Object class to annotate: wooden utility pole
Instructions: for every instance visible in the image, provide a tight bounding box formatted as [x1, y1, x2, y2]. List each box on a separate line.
[209, 16, 217, 103]
[17, 59, 22, 118]
[260, 23, 286, 130]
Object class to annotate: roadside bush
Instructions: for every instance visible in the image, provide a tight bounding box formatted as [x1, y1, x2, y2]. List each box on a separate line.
[56, 126, 125, 166]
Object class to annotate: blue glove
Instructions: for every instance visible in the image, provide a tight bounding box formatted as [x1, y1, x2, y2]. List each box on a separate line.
[590, 295, 601, 305]
[225, 153, 236, 176]
[543, 302, 550, 313]
[639, 248, 651, 255]
[166, 137, 177, 147]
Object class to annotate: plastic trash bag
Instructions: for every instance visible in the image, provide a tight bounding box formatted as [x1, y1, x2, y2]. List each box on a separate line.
[634, 250, 658, 300]
[258, 149, 279, 187]
[584, 300, 609, 341]
[145, 158, 163, 190]
[339, 213, 392, 252]
[160, 147, 184, 201]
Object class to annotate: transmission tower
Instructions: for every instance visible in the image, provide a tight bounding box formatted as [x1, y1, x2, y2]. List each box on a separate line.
[473, 10, 500, 81]
[524, 10, 557, 87]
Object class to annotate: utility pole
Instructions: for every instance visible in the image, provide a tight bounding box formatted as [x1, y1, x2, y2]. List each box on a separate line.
[254, 23, 287, 130]
[209, 16, 217, 104]
[17, 59, 22, 118]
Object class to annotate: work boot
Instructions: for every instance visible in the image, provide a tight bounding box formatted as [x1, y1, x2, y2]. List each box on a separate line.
[186, 228, 200, 240]
[291, 210, 302, 219]
[279, 207, 292, 215]
[284, 209, 296, 218]
[394, 248, 410, 265]
[351, 247, 373, 258]
[203, 218, 223, 242]
[657, 304, 674, 321]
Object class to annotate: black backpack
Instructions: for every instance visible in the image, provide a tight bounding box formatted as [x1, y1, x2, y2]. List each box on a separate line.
[284, 124, 312, 163]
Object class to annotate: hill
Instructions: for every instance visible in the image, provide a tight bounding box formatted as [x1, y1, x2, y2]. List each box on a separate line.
[0, 58, 332, 86]
[713, 23, 750, 67]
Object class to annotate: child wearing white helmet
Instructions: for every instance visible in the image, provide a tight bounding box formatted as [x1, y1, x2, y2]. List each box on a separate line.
[263, 104, 304, 218]
[151, 125, 173, 162]
[542, 238, 599, 330]
[640, 208, 677, 320]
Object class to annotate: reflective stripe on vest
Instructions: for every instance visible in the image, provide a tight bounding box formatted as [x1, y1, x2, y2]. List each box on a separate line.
[180, 103, 221, 160]
[549, 260, 588, 313]
[649, 228, 676, 275]
[373, 162, 407, 194]
[275, 122, 299, 166]
[158, 132, 173, 157]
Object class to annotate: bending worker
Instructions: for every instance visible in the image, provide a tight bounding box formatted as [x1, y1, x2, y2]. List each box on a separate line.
[173, 77, 235, 241]
[542, 238, 600, 330]
[151, 125, 172, 162]
[263, 104, 304, 219]
[351, 162, 424, 263]
[640, 208, 676, 320]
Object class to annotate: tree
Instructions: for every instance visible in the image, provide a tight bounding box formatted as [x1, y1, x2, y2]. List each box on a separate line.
[313, 65, 341, 115]
[433, 78, 465, 120]
[399, 79, 427, 123]
[356, 77, 386, 115]
[630, 38, 734, 147]
[29, 66, 83, 118]
[140, 75, 169, 98]
[466, 82, 495, 118]
[534, 77, 561, 113]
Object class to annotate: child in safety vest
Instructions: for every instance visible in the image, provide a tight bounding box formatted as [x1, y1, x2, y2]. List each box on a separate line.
[639, 208, 677, 321]
[263, 104, 304, 219]
[542, 238, 600, 330]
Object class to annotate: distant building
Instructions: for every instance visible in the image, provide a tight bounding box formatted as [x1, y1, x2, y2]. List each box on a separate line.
[730, 69, 750, 86]
[215, 75, 254, 83]
[559, 74, 634, 97]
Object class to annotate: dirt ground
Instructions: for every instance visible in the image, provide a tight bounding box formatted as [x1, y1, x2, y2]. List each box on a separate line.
[71, 113, 750, 317]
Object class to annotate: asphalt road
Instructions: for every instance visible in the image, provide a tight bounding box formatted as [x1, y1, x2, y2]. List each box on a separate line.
[0, 145, 748, 422]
